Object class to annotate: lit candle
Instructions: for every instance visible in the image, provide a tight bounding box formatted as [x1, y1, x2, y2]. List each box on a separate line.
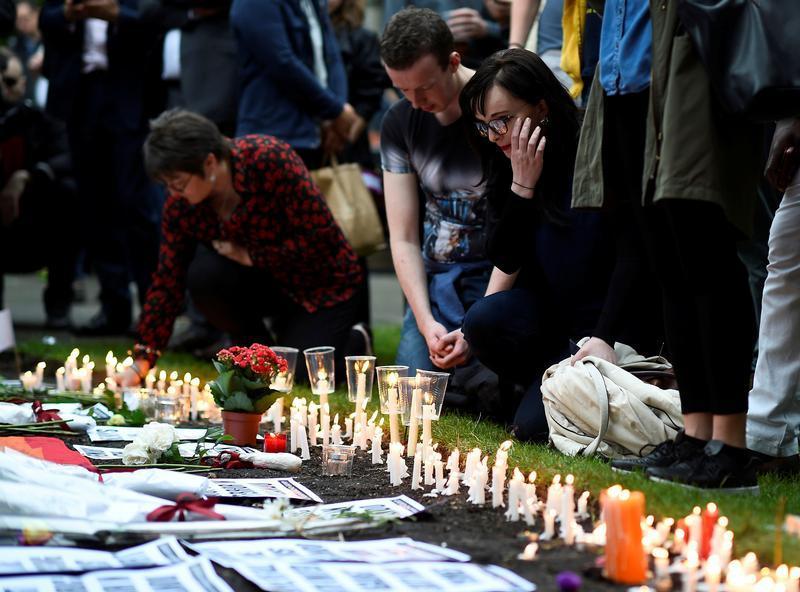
[20, 371, 36, 392]
[672, 527, 686, 555]
[55, 367, 65, 392]
[298, 422, 310, 460]
[388, 442, 406, 486]
[505, 468, 524, 522]
[321, 403, 331, 446]
[157, 370, 166, 393]
[411, 449, 423, 490]
[105, 351, 116, 378]
[35, 362, 46, 388]
[521, 482, 535, 526]
[407, 379, 422, 457]
[290, 416, 298, 452]
[788, 567, 800, 592]
[704, 556, 721, 592]
[355, 360, 368, 425]
[683, 545, 699, 592]
[652, 547, 670, 585]
[686, 507, 702, 550]
[263, 432, 287, 453]
[421, 395, 435, 456]
[371, 427, 383, 464]
[308, 402, 318, 445]
[387, 372, 400, 445]
[601, 485, 647, 585]
[491, 465, 506, 508]
[80, 367, 92, 393]
[190, 377, 200, 421]
[742, 552, 759, 575]
[561, 474, 575, 542]
[331, 420, 342, 445]
[700, 502, 718, 559]
[545, 474, 562, 516]
[470, 457, 488, 505]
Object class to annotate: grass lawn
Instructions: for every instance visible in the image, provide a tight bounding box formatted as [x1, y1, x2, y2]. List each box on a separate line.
[16, 325, 800, 565]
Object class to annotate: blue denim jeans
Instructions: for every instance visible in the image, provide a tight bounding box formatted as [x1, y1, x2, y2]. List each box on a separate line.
[395, 307, 439, 375]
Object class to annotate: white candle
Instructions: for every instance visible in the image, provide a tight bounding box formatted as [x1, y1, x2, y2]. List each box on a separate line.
[80, 367, 92, 393]
[491, 466, 506, 508]
[298, 422, 311, 460]
[704, 555, 721, 592]
[424, 450, 435, 486]
[157, 370, 166, 394]
[331, 424, 342, 446]
[389, 442, 406, 486]
[652, 547, 670, 584]
[290, 417, 298, 452]
[345, 414, 354, 440]
[434, 455, 445, 491]
[55, 367, 65, 392]
[371, 427, 383, 464]
[684, 546, 699, 592]
[545, 474, 562, 515]
[308, 402, 318, 444]
[446, 448, 460, 473]
[577, 490, 590, 516]
[543, 509, 557, 539]
[505, 468, 524, 522]
[355, 361, 368, 424]
[407, 382, 421, 456]
[518, 543, 538, 561]
[145, 371, 156, 392]
[421, 402, 434, 454]
[561, 474, 575, 542]
[445, 466, 460, 495]
[470, 458, 488, 505]
[411, 449, 423, 490]
[190, 378, 200, 421]
[687, 507, 702, 548]
[20, 371, 36, 392]
[388, 377, 400, 445]
[788, 567, 800, 592]
[35, 362, 46, 388]
[273, 397, 284, 433]
[316, 368, 330, 397]
[321, 403, 331, 446]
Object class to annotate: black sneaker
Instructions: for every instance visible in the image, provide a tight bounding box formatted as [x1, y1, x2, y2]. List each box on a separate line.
[647, 440, 760, 493]
[610, 430, 706, 473]
[748, 450, 800, 477]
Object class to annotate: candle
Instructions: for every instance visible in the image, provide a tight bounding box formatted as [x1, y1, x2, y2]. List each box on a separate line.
[491, 465, 506, 508]
[371, 427, 383, 464]
[331, 423, 342, 446]
[407, 380, 421, 457]
[421, 398, 435, 455]
[80, 367, 92, 393]
[321, 403, 330, 446]
[434, 455, 445, 491]
[424, 450, 435, 486]
[471, 457, 488, 505]
[355, 360, 368, 424]
[35, 362, 46, 388]
[672, 527, 686, 555]
[411, 449, 423, 490]
[388, 442, 406, 486]
[521, 487, 535, 526]
[308, 402, 318, 445]
[652, 547, 670, 585]
[543, 508, 557, 538]
[445, 464, 460, 495]
[297, 422, 311, 460]
[290, 416, 298, 452]
[518, 542, 538, 561]
[505, 468, 524, 522]
[561, 474, 575, 541]
[105, 351, 116, 378]
[702, 555, 721, 592]
[157, 370, 166, 393]
[264, 432, 287, 453]
[272, 373, 288, 391]
[55, 367, 65, 392]
[788, 567, 800, 592]
[546, 474, 563, 515]
[190, 377, 200, 421]
[345, 414, 354, 440]
[700, 502, 718, 559]
[387, 373, 400, 445]
[20, 371, 36, 392]
[577, 491, 590, 516]
[686, 507, 702, 550]
[683, 546, 699, 592]
[742, 552, 759, 575]
[601, 485, 647, 585]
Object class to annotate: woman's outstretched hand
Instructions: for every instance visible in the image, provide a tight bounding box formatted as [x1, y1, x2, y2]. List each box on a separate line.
[510, 117, 546, 199]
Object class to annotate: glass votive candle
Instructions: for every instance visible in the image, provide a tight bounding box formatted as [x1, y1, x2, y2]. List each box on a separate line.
[304, 347, 336, 396]
[345, 356, 376, 408]
[155, 396, 179, 423]
[270, 346, 299, 393]
[263, 432, 287, 453]
[138, 388, 157, 420]
[415, 369, 450, 418]
[321, 444, 355, 477]
[376, 365, 409, 414]
[398, 375, 431, 427]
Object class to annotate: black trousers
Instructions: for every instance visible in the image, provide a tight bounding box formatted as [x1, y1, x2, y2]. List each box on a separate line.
[463, 289, 571, 442]
[0, 175, 77, 317]
[187, 245, 364, 381]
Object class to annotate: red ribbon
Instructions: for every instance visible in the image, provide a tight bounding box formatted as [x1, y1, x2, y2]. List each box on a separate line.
[146, 493, 226, 522]
[203, 451, 254, 470]
[31, 401, 69, 429]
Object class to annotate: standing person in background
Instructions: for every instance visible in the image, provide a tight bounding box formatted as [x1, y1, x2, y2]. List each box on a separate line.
[382, 0, 509, 69]
[10, 0, 45, 105]
[39, 0, 163, 336]
[230, 0, 361, 171]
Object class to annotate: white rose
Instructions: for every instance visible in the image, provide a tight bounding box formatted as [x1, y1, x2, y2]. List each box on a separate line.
[107, 414, 126, 426]
[122, 443, 153, 465]
[140, 422, 178, 453]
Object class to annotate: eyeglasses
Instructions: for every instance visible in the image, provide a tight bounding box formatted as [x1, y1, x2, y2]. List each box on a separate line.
[2, 76, 19, 87]
[474, 115, 514, 137]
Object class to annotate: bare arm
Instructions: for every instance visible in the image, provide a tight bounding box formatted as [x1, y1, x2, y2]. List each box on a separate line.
[509, 0, 541, 47]
[485, 267, 519, 296]
[384, 171, 447, 354]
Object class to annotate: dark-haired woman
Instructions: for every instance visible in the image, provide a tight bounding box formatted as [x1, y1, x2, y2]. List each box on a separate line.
[441, 49, 657, 441]
[120, 109, 366, 386]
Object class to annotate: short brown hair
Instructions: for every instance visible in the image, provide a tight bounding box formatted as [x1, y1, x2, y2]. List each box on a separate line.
[330, 0, 364, 30]
[380, 7, 453, 71]
[143, 109, 229, 179]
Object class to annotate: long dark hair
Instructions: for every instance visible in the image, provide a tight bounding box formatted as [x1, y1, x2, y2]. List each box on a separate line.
[459, 49, 579, 221]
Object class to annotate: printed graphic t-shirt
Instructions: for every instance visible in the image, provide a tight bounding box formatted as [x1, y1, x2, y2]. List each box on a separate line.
[380, 99, 488, 264]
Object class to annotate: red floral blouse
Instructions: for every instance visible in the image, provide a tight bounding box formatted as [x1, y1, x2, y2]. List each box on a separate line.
[134, 135, 363, 365]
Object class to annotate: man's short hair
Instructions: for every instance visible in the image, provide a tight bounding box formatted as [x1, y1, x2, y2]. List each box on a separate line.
[380, 7, 453, 71]
[143, 109, 229, 179]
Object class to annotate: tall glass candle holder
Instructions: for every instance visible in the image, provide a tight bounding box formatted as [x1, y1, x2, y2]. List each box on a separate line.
[304, 347, 336, 406]
[415, 369, 450, 418]
[270, 346, 299, 393]
[376, 365, 409, 414]
[322, 444, 356, 477]
[345, 356, 376, 415]
[398, 375, 431, 455]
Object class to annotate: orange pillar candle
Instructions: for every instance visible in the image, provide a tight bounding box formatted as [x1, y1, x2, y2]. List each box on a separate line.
[601, 485, 647, 585]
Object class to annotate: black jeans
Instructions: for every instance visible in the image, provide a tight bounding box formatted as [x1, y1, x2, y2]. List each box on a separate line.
[463, 289, 571, 442]
[186, 245, 364, 381]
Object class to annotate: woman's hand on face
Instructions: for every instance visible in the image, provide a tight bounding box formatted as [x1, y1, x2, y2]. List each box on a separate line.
[212, 240, 253, 267]
[510, 117, 546, 197]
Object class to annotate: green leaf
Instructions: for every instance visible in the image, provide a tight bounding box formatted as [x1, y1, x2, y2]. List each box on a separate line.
[222, 391, 255, 412]
[253, 392, 279, 414]
[212, 360, 228, 374]
[160, 442, 185, 464]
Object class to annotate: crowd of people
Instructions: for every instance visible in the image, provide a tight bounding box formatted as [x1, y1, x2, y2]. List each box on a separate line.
[0, 0, 797, 493]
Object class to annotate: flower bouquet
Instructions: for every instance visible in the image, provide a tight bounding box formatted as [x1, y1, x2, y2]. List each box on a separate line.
[208, 344, 287, 445]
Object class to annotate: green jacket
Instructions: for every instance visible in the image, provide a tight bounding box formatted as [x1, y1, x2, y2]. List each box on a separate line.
[572, 0, 764, 235]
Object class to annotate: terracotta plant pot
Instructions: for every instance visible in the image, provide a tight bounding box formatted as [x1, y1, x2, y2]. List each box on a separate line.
[222, 410, 262, 446]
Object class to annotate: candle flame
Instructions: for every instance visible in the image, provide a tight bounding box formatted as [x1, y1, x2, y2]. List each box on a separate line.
[82, 354, 91, 365]
[169, 371, 179, 381]
[706, 502, 717, 513]
[499, 440, 513, 452]
[37, 361, 46, 370]
[378, 417, 384, 426]
[387, 372, 398, 387]
[56, 367, 65, 376]
[552, 474, 561, 485]
[528, 471, 536, 483]
[565, 474, 574, 486]
[184, 372, 192, 382]
[652, 547, 668, 560]
[718, 516, 728, 528]
[159, 370, 167, 380]
[333, 413, 339, 424]
[512, 467, 524, 480]
[69, 348, 80, 358]
[191, 377, 200, 387]
[776, 565, 789, 580]
[619, 489, 631, 501]
[606, 484, 623, 498]
[692, 506, 701, 516]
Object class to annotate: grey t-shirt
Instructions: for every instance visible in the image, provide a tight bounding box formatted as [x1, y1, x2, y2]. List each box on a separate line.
[380, 99, 489, 264]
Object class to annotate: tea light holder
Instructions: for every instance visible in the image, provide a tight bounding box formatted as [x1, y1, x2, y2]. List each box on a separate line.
[345, 356, 376, 420]
[376, 365, 409, 414]
[155, 396, 179, 424]
[415, 369, 450, 418]
[304, 347, 336, 402]
[264, 432, 287, 453]
[398, 375, 432, 426]
[322, 444, 356, 477]
[270, 346, 299, 393]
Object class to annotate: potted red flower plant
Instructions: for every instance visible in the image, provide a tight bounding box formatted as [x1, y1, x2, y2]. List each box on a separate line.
[209, 344, 287, 446]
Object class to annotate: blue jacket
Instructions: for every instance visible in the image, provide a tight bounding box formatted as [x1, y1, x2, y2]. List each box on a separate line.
[231, 0, 348, 149]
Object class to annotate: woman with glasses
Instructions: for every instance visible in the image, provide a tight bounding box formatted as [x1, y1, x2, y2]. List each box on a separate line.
[119, 109, 367, 386]
[443, 49, 653, 441]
